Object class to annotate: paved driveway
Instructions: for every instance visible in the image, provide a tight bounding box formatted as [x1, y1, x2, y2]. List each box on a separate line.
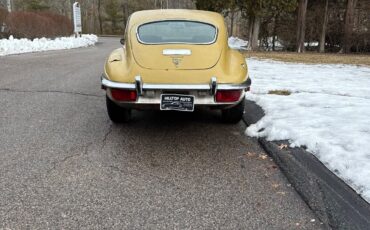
[0, 38, 321, 229]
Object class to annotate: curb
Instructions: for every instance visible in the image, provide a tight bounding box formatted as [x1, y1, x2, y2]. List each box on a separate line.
[243, 100, 370, 230]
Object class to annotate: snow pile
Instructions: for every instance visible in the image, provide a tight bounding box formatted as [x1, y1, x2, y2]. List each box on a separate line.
[264, 37, 284, 51]
[0, 34, 98, 56]
[228, 37, 248, 50]
[246, 58, 370, 202]
[304, 41, 319, 47]
[228, 36, 284, 51]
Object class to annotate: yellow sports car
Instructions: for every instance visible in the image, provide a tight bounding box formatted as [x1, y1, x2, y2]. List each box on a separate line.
[101, 9, 250, 123]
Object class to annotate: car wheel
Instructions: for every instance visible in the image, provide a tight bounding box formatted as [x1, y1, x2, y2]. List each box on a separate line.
[106, 96, 131, 123]
[221, 98, 245, 124]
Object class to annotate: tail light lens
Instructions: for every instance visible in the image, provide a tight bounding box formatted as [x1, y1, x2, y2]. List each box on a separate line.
[215, 90, 242, 102]
[111, 89, 137, 101]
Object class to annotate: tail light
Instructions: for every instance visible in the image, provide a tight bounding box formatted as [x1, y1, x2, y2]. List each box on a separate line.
[215, 90, 242, 102]
[111, 89, 137, 101]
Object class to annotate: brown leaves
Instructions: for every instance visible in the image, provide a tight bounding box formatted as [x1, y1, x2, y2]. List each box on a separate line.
[245, 151, 257, 158]
[276, 191, 286, 195]
[244, 152, 269, 160]
[259, 154, 268, 160]
[272, 183, 280, 189]
[278, 144, 288, 150]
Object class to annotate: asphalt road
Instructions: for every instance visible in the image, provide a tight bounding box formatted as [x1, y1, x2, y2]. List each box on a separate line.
[0, 38, 322, 229]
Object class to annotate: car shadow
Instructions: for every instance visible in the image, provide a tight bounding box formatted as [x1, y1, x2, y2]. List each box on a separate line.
[100, 108, 246, 169]
[130, 109, 223, 125]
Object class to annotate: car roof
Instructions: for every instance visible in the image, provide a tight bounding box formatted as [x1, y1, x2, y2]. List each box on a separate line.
[129, 9, 224, 27]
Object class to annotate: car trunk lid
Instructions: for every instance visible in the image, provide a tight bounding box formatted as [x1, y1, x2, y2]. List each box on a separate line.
[130, 43, 223, 70]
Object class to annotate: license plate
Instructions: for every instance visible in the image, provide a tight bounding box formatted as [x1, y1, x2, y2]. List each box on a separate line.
[160, 94, 195, 112]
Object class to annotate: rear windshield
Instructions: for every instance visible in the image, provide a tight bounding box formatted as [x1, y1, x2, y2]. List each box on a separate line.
[137, 20, 217, 44]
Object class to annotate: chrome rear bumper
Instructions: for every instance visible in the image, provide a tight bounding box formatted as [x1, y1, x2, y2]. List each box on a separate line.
[101, 75, 251, 108]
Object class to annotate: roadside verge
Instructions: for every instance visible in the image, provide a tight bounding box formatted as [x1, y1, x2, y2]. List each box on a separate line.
[243, 100, 370, 229]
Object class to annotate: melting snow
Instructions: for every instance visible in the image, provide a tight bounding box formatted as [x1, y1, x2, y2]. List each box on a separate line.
[246, 58, 370, 202]
[0, 34, 98, 56]
[228, 37, 248, 50]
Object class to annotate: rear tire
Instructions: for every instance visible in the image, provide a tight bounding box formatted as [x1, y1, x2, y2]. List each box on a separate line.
[221, 99, 245, 124]
[106, 96, 131, 123]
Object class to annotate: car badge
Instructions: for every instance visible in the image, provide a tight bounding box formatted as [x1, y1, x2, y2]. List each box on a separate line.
[172, 58, 182, 68]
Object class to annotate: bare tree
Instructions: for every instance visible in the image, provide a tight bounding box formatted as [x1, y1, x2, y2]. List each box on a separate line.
[296, 0, 308, 53]
[97, 0, 103, 34]
[319, 0, 329, 53]
[247, 15, 261, 51]
[122, 0, 129, 29]
[343, 0, 358, 53]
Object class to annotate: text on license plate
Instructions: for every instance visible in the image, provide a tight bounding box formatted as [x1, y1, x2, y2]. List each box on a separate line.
[160, 94, 195, 112]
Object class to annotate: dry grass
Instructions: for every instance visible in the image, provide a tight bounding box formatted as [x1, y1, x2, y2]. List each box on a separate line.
[268, 90, 292, 96]
[244, 51, 370, 66]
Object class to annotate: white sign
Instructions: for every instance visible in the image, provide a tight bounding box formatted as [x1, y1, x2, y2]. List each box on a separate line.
[73, 2, 82, 33]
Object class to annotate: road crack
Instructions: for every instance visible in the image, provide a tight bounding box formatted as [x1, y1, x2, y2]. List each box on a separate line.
[100, 123, 113, 153]
[47, 142, 94, 173]
[97, 123, 182, 190]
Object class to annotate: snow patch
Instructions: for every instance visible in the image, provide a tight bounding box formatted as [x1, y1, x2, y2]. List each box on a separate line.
[228, 37, 248, 50]
[0, 34, 98, 56]
[228, 36, 284, 51]
[246, 58, 370, 202]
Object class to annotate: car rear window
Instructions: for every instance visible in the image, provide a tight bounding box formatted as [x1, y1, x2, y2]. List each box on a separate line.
[137, 20, 217, 44]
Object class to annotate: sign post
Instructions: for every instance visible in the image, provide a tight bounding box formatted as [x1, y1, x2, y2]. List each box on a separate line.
[73, 2, 82, 37]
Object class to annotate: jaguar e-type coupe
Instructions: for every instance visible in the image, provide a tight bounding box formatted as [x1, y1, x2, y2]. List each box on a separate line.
[101, 9, 251, 123]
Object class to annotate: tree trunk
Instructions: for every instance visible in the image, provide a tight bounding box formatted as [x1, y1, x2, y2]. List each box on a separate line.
[343, 0, 358, 53]
[69, 0, 72, 19]
[91, 4, 96, 34]
[229, 10, 235, 36]
[272, 15, 278, 51]
[247, 16, 254, 50]
[296, 0, 308, 53]
[6, 0, 12, 12]
[319, 0, 329, 53]
[251, 16, 260, 51]
[97, 0, 103, 35]
[247, 15, 260, 51]
[122, 0, 129, 32]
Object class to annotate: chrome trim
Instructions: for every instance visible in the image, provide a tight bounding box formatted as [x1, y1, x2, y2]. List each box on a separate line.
[108, 89, 246, 108]
[101, 77, 136, 90]
[163, 49, 192, 56]
[101, 76, 251, 91]
[210, 77, 217, 95]
[135, 76, 143, 95]
[136, 20, 219, 45]
[218, 84, 250, 90]
[143, 83, 210, 90]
